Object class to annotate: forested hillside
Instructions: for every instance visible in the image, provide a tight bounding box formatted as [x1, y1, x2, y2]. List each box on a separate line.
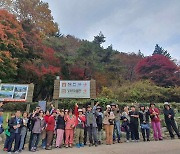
[0, 0, 179, 102]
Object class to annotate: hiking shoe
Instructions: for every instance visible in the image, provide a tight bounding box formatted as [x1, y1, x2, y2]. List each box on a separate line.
[76, 144, 80, 148]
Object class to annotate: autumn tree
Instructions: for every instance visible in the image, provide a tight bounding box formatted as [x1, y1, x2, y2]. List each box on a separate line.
[1, 0, 59, 36]
[136, 54, 180, 87]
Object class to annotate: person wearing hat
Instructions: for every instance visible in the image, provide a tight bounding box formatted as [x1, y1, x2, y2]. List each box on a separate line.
[74, 103, 86, 148]
[96, 105, 103, 145]
[103, 104, 115, 145]
[149, 102, 163, 141]
[111, 103, 121, 143]
[64, 109, 76, 148]
[46, 110, 57, 150]
[85, 102, 99, 147]
[163, 102, 180, 139]
[139, 105, 150, 141]
[129, 105, 139, 141]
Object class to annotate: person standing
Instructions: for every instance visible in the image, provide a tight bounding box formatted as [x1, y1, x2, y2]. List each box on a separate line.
[46, 110, 57, 150]
[85, 102, 99, 147]
[18, 112, 29, 152]
[129, 105, 139, 141]
[28, 106, 40, 151]
[7, 111, 23, 154]
[149, 102, 163, 141]
[56, 109, 65, 148]
[139, 105, 150, 141]
[111, 103, 121, 143]
[74, 103, 86, 148]
[103, 105, 115, 145]
[0, 107, 4, 134]
[121, 106, 130, 142]
[64, 109, 76, 148]
[42, 110, 50, 149]
[96, 106, 103, 145]
[163, 102, 180, 139]
[31, 110, 45, 152]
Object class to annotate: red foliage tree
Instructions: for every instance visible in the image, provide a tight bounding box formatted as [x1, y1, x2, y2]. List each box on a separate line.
[135, 54, 180, 87]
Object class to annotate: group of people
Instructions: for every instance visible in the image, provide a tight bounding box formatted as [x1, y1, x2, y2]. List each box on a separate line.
[0, 101, 180, 154]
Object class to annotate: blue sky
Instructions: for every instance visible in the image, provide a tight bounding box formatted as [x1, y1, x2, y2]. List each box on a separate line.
[43, 0, 180, 61]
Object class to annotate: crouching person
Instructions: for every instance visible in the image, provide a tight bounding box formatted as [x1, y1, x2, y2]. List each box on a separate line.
[74, 103, 86, 148]
[31, 110, 45, 152]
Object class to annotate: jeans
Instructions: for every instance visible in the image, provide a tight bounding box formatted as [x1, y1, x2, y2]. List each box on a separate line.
[140, 123, 150, 140]
[87, 125, 98, 144]
[19, 127, 27, 150]
[8, 132, 21, 152]
[4, 135, 10, 149]
[31, 133, 40, 149]
[113, 120, 121, 141]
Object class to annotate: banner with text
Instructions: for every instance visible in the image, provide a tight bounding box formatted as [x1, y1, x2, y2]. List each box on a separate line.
[59, 81, 90, 98]
[0, 84, 29, 102]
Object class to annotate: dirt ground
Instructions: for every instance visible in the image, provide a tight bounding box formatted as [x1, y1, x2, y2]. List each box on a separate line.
[1, 139, 180, 154]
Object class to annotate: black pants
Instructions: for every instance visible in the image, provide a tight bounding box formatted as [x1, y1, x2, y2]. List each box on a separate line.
[166, 120, 180, 138]
[8, 132, 21, 152]
[87, 125, 97, 144]
[130, 123, 139, 140]
[124, 125, 130, 140]
[84, 126, 87, 145]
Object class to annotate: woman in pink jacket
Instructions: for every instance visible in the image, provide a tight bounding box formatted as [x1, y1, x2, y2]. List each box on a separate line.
[64, 109, 76, 148]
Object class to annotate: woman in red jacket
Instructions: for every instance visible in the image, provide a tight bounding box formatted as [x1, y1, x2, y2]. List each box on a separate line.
[46, 110, 57, 150]
[64, 109, 76, 148]
[74, 103, 86, 148]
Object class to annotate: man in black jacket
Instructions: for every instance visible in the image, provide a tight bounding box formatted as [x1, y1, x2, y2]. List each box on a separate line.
[163, 102, 180, 139]
[7, 110, 23, 153]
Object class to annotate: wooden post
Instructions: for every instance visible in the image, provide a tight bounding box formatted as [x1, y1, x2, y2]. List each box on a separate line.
[26, 83, 34, 102]
[26, 104, 31, 113]
[55, 100, 58, 109]
[53, 79, 60, 100]
[90, 79, 96, 99]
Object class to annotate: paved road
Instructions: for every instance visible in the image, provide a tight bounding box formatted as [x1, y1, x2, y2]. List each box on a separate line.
[1, 139, 180, 154]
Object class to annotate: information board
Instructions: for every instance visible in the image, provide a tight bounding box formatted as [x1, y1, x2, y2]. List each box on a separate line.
[59, 81, 90, 98]
[0, 84, 29, 102]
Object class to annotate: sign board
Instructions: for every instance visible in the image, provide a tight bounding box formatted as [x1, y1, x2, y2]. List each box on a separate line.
[53, 80, 96, 99]
[59, 81, 90, 98]
[0, 83, 34, 102]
